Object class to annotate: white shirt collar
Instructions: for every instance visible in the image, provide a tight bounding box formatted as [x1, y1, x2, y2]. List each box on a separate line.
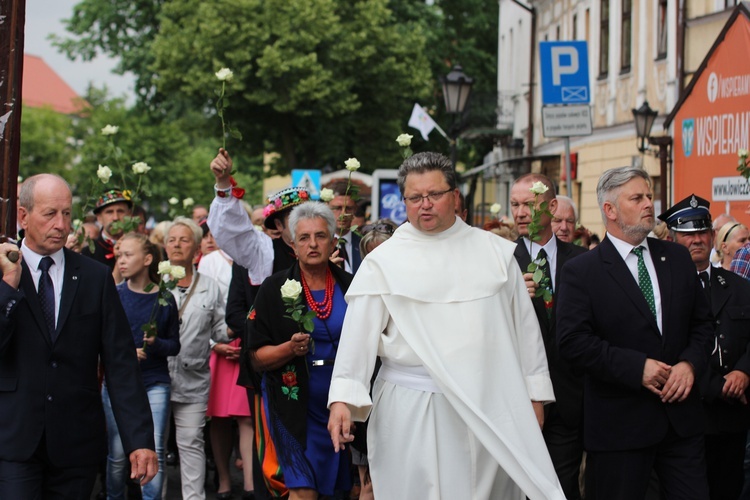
[523, 234, 558, 261]
[21, 240, 64, 272]
[607, 233, 649, 261]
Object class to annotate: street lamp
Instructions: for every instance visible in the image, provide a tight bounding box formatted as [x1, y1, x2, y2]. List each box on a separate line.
[632, 101, 658, 153]
[441, 65, 474, 168]
[632, 100, 671, 213]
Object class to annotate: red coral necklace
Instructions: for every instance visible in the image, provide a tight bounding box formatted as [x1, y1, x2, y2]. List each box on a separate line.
[301, 269, 334, 320]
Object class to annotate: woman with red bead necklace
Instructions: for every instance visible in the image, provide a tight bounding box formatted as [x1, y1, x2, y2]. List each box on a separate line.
[247, 202, 353, 500]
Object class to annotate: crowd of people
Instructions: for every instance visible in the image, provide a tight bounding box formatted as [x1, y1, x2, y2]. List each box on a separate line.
[1, 150, 749, 500]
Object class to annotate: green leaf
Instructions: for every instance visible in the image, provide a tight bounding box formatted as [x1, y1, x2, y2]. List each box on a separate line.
[542, 289, 553, 302]
[537, 258, 547, 266]
[292, 310, 302, 321]
[282, 386, 289, 395]
[533, 268, 544, 283]
[144, 282, 155, 293]
[290, 387, 299, 400]
[303, 318, 314, 333]
[229, 128, 243, 140]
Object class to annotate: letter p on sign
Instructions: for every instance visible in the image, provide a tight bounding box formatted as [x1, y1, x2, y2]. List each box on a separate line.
[540, 41, 590, 105]
[551, 46, 578, 85]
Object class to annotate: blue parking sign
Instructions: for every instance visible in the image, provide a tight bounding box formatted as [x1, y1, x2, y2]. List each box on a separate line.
[540, 41, 590, 105]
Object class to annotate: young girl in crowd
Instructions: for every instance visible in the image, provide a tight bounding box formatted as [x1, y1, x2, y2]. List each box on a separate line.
[102, 232, 181, 500]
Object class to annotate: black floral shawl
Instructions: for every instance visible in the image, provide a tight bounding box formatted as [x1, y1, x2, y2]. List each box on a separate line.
[246, 261, 352, 478]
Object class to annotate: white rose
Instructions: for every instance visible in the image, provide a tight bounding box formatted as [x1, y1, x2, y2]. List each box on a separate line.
[158, 261, 173, 275]
[169, 197, 179, 205]
[97, 165, 112, 184]
[169, 265, 186, 280]
[396, 133, 413, 147]
[215, 68, 234, 82]
[101, 124, 119, 136]
[490, 203, 502, 215]
[344, 158, 360, 172]
[320, 188, 335, 202]
[132, 161, 151, 175]
[529, 181, 549, 195]
[183, 197, 195, 209]
[157, 260, 172, 274]
[740, 149, 748, 158]
[280, 279, 303, 301]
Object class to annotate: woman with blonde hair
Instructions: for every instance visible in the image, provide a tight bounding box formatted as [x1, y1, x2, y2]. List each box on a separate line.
[715, 221, 749, 270]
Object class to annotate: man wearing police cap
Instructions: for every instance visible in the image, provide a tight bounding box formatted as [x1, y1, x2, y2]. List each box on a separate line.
[661, 194, 750, 500]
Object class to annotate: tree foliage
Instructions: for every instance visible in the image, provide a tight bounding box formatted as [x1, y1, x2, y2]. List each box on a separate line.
[149, 0, 432, 173]
[20, 87, 227, 221]
[19, 105, 77, 179]
[53, 0, 499, 178]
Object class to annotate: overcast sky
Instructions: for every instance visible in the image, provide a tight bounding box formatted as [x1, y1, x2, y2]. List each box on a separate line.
[24, 0, 135, 102]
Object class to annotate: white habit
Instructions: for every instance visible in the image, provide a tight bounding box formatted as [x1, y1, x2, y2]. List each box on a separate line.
[328, 218, 565, 500]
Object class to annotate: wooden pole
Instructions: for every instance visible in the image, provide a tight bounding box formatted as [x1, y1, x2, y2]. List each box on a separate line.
[0, 0, 26, 240]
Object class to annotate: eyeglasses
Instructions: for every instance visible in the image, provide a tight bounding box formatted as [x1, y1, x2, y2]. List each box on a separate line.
[361, 223, 395, 236]
[329, 204, 356, 214]
[403, 188, 454, 206]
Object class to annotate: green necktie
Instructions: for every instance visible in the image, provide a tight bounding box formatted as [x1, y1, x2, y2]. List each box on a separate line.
[632, 246, 656, 318]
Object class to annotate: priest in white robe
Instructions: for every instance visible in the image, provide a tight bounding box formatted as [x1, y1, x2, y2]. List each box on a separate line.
[327, 152, 566, 500]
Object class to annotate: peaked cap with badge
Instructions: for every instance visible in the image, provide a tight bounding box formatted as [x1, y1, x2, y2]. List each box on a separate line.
[658, 194, 712, 232]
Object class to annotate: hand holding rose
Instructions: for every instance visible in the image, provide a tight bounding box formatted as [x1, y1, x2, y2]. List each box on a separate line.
[210, 149, 233, 188]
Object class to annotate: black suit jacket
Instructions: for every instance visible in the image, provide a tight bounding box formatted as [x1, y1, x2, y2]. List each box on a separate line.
[81, 234, 117, 269]
[228, 262, 260, 389]
[350, 233, 362, 273]
[700, 266, 750, 433]
[0, 249, 154, 467]
[514, 237, 587, 427]
[556, 237, 713, 451]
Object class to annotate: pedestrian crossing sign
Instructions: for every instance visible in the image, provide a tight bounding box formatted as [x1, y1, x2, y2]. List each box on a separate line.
[291, 170, 322, 199]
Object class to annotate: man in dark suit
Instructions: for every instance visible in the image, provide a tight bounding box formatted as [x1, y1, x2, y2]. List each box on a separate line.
[662, 194, 750, 500]
[510, 173, 587, 499]
[0, 174, 157, 497]
[556, 166, 713, 500]
[325, 180, 362, 274]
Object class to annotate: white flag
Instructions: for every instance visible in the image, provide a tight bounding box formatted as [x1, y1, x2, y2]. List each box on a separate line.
[408, 103, 437, 141]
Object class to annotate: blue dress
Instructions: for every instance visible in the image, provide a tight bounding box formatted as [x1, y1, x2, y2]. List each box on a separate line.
[262, 283, 352, 495]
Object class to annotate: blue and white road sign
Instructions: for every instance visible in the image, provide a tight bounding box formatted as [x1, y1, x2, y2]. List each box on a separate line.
[540, 41, 590, 105]
[291, 169, 321, 199]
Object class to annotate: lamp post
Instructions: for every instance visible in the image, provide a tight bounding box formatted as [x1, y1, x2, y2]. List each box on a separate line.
[632, 101, 671, 213]
[441, 65, 474, 169]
